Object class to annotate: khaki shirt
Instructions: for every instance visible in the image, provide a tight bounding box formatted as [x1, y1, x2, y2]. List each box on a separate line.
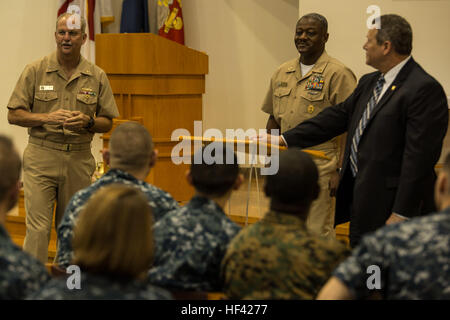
[7, 52, 119, 144]
[261, 52, 356, 171]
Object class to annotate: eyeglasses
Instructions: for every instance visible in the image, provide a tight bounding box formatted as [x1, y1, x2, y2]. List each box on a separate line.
[57, 30, 81, 37]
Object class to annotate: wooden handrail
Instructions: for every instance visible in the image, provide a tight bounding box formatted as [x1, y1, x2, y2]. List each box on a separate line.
[178, 136, 330, 160]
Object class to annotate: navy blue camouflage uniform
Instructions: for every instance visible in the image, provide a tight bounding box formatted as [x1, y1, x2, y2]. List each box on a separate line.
[148, 195, 241, 291]
[29, 271, 173, 300]
[333, 208, 450, 299]
[56, 168, 179, 268]
[0, 224, 50, 299]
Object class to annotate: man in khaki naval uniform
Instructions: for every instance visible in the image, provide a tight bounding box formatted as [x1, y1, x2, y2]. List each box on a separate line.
[7, 13, 119, 263]
[262, 13, 356, 237]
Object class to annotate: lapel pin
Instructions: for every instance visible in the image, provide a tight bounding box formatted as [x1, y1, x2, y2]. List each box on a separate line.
[391, 85, 396, 91]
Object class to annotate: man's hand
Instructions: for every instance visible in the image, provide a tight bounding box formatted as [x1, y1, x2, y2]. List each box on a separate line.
[63, 111, 90, 131]
[252, 133, 286, 147]
[45, 109, 73, 125]
[329, 171, 340, 197]
[385, 213, 407, 225]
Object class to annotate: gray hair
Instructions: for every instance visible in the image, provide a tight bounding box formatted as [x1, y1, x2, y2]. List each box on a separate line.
[56, 12, 87, 34]
[375, 14, 412, 55]
[110, 122, 154, 172]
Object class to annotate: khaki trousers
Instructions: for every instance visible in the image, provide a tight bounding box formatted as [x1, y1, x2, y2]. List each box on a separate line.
[22, 141, 95, 264]
[305, 150, 338, 239]
[306, 172, 336, 238]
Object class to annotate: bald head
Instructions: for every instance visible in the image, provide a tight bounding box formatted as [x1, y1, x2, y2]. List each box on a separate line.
[109, 122, 154, 173]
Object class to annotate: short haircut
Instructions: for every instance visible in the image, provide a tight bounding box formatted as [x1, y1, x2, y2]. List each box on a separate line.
[190, 143, 239, 197]
[375, 14, 412, 55]
[264, 148, 319, 206]
[0, 135, 21, 202]
[299, 13, 328, 34]
[109, 122, 154, 173]
[72, 184, 154, 278]
[56, 12, 87, 34]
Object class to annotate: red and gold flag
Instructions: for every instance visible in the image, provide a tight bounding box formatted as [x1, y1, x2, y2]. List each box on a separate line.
[157, 0, 185, 45]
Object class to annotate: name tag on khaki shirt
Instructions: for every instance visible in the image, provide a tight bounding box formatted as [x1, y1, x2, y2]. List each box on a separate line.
[39, 85, 54, 91]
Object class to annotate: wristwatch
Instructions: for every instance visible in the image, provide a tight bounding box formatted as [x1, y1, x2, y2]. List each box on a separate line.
[85, 116, 95, 129]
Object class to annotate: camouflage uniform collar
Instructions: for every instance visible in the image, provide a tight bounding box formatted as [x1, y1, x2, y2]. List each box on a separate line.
[189, 195, 224, 213]
[80, 270, 138, 286]
[105, 168, 142, 184]
[262, 211, 307, 228]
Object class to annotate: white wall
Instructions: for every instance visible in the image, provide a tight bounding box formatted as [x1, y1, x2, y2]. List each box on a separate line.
[183, 0, 299, 133]
[0, 0, 299, 162]
[0, 0, 107, 162]
[0, 0, 59, 157]
[102, 0, 300, 132]
[299, 0, 450, 94]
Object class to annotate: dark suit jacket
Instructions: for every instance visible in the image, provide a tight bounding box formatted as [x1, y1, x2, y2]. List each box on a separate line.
[283, 58, 448, 236]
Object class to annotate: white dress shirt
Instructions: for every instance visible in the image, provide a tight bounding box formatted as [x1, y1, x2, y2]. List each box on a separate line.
[377, 56, 412, 103]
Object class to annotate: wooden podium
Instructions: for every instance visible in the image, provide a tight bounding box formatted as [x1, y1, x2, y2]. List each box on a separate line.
[96, 34, 209, 202]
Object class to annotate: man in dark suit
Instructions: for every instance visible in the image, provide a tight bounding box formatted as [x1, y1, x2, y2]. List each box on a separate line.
[264, 14, 448, 247]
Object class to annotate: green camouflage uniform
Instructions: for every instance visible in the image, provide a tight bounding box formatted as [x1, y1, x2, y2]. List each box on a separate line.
[221, 211, 350, 299]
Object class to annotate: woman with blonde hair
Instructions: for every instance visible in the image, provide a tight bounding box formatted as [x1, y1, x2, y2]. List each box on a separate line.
[30, 184, 172, 300]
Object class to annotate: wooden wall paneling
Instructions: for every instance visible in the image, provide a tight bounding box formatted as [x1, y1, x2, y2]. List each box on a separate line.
[113, 94, 125, 119]
[96, 34, 208, 75]
[131, 94, 202, 138]
[108, 75, 206, 95]
[152, 157, 194, 201]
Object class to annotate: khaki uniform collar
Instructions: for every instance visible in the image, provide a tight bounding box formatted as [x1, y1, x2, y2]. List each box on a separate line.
[262, 210, 307, 229]
[292, 50, 330, 81]
[46, 51, 93, 77]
